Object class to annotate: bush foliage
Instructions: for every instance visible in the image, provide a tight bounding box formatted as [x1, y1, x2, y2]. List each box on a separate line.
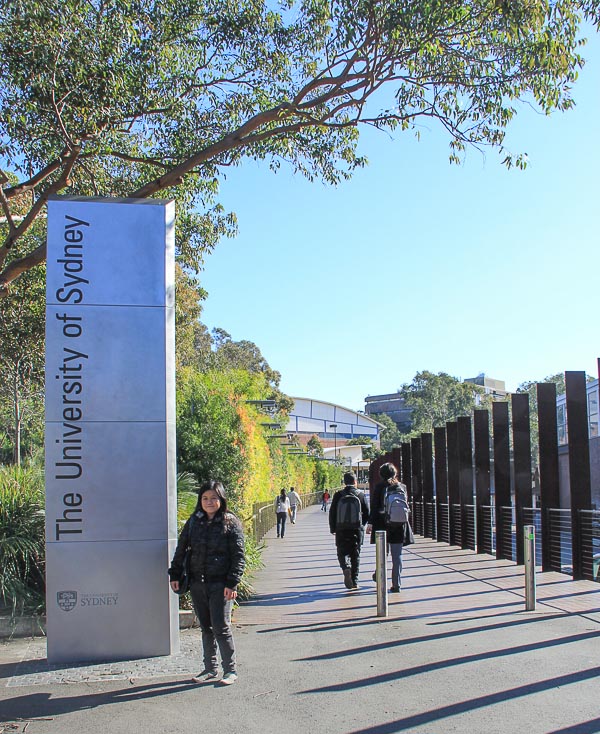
[0, 464, 45, 614]
[176, 366, 331, 523]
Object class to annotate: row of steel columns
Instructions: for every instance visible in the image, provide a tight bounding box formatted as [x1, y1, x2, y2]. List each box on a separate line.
[369, 370, 594, 580]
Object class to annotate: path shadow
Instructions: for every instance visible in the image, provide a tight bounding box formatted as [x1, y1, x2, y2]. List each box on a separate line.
[0, 679, 198, 723]
[342, 667, 600, 733]
[295, 612, 571, 661]
[297, 630, 599, 692]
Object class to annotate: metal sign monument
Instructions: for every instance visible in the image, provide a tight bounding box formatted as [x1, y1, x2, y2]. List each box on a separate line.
[45, 197, 178, 663]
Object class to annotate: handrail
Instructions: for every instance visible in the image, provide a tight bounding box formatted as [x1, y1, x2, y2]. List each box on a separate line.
[250, 488, 339, 543]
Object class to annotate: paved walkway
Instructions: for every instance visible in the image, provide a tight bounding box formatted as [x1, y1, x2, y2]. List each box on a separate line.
[1, 504, 599, 734]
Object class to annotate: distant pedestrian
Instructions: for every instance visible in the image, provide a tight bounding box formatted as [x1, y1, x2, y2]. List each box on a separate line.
[329, 472, 369, 590]
[288, 486, 302, 524]
[366, 462, 411, 593]
[321, 490, 330, 512]
[169, 480, 245, 686]
[275, 488, 290, 538]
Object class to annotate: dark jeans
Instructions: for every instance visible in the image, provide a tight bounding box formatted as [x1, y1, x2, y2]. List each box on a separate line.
[336, 535, 361, 585]
[276, 511, 287, 537]
[190, 581, 236, 674]
[389, 543, 404, 589]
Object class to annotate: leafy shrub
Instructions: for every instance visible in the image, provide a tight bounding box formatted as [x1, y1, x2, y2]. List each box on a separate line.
[236, 534, 263, 602]
[0, 464, 45, 614]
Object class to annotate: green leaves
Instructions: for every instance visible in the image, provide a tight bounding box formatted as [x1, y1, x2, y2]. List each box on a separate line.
[401, 370, 486, 434]
[0, 464, 46, 614]
[0, 0, 594, 294]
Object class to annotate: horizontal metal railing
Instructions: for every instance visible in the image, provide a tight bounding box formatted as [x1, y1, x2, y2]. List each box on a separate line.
[437, 503, 450, 544]
[424, 501, 436, 539]
[451, 503, 461, 546]
[406, 498, 598, 583]
[464, 504, 476, 550]
[499, 506, 515, 561]
[479, 505, 494, 555]
[579, 510, 600, 582]
[547, 508, 572, 575]
[413, 502, 424, 535]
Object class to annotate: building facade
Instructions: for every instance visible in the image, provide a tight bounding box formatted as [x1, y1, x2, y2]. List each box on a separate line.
[556, 378, 600, 509]
[464, 373, 507, 398]
[364, 392, 412, 432]
[286, 397, 382, 447]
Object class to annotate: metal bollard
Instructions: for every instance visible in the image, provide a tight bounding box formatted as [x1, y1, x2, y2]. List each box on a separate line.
[524, 524, 536, 611]
[375, 530, 388, 617]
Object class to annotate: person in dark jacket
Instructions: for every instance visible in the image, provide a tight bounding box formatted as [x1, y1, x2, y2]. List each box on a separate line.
[274, 488, 290, 538]
[329, 472, 369, 590]
[366, 462, 411, 593]
[169, 480, 245, 686]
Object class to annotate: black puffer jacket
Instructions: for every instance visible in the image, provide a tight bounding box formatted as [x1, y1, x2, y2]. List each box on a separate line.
[169, 511, 245, 589]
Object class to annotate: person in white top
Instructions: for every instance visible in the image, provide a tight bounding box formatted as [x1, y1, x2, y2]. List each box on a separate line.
[274, 489, 291, 538]
[287, 487, 302, 524]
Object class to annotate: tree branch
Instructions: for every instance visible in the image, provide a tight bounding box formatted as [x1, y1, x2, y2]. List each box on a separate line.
[0, 184, 17, 235]
[0, 148, 79, 280]
[105, 151, 171, 169]
[0, 243, 46, 297]
[130, 103, 294, 197]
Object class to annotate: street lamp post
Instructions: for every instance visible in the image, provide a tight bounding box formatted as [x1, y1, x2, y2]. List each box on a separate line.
[329, 423, 338, 464]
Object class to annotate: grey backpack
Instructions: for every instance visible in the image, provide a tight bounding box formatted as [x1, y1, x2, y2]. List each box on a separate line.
[384, 486, 410, 528]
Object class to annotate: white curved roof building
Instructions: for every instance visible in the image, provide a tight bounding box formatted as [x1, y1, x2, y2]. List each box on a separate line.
[286, 397, 382, 443]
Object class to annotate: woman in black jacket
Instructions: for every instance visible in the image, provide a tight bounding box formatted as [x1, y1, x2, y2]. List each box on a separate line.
[366, 462, 411, 592]
[169, 480, 245, 685]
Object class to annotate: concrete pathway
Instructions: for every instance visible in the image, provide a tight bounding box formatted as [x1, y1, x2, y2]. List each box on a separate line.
[1, 504, 599, 734]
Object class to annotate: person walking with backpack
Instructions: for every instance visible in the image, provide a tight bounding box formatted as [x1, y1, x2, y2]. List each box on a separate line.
[366, 462, 411, 593]
[329, 472, 369, 590]
[274, 488, 290, 538]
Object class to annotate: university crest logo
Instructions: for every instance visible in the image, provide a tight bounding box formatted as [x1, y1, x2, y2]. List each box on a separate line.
[57, 590, 77, 612]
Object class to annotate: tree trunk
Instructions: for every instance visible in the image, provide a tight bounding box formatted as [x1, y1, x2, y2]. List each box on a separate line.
[12, 366, 21, 466]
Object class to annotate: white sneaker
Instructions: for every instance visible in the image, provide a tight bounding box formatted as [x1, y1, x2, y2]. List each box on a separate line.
[192, 670, 218, 683]
[220, 672, 238, 685]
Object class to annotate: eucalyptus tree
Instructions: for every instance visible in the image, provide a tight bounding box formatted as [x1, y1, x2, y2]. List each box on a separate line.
[400, 370, 486, 433]
[374, 412, 404, 451]
[1, 0, 598, 297]
[0, 239, 45, 464]
[516, 372, 566, 465]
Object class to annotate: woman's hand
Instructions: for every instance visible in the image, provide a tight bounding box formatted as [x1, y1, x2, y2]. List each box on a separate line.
[366, 524, 372, 535]
[224, 587, 237, 601]
[170, 580, 179, 592]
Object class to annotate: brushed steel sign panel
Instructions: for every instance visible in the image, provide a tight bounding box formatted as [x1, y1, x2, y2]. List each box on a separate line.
[46, 197, 174, 308]
[45, 421, 177, 543]
[45, 197, 177, 663]
[45, 305, 171, 423]
[46, 539, 179, 663]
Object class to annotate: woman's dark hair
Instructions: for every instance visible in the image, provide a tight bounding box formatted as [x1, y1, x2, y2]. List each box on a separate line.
[379, 462, 398, 483]
[280, 488, 286, 496]
[195, 480, 228, 515]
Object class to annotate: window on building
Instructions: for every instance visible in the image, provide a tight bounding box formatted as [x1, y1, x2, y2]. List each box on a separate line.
[588, 388, 599, 438]
[557, 403, 567, 445]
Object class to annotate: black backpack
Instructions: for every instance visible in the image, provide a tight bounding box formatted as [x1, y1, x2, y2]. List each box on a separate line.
[335, 490, 362, 530]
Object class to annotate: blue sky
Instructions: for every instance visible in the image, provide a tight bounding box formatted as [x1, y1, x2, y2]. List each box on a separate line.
[199, 27, 600, 414]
